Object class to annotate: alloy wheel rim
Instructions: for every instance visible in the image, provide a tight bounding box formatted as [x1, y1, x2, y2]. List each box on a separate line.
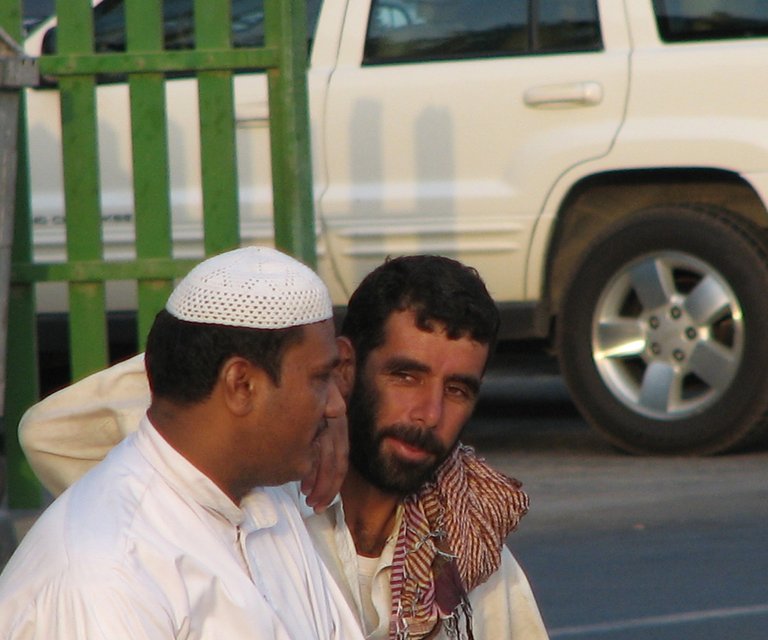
[591, 251, 744, 420]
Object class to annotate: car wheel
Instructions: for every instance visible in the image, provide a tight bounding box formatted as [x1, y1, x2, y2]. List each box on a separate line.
[557, 204, 768, 454]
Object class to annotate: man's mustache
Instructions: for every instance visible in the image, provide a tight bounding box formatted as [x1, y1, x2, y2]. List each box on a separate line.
[376, 424, 446, 457]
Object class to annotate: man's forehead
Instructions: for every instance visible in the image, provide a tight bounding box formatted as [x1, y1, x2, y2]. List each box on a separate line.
[287, 320, 338, 364]
[382, 308, 467, 343]
[378, 309, 489, 365]
[385, 307, 437, 331]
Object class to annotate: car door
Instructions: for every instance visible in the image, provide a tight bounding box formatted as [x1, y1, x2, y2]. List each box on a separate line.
[319, 0, 630, 302]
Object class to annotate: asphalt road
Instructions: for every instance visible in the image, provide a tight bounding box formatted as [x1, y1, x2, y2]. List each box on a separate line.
[465, 347, 768, 640]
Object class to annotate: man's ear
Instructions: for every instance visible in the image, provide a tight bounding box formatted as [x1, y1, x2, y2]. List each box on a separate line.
[335, 336, 356, 401]
[220, 357, 259, 416]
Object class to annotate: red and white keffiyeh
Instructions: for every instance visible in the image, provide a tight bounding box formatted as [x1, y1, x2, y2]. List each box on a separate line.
[388, 444, 529, 639]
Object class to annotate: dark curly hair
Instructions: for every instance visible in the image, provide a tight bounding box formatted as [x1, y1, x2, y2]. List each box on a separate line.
[341, 255, 499, 367]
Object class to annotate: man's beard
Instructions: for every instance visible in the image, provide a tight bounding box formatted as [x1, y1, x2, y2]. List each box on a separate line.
[347, 373, 453, 496]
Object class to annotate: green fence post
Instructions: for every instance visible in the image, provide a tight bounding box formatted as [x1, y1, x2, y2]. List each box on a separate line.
[195, 0, 240, 256]
[57, 0, 109, 380]
[126, 0, 174, 344]
[265, 0, 316, 267]
[1, 0, 42, 508]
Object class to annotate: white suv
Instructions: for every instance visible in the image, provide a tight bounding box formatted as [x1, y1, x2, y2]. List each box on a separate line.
[24, 0, 768, 454]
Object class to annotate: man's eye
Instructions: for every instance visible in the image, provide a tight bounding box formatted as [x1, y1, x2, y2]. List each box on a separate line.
[446, 385, 472, 399]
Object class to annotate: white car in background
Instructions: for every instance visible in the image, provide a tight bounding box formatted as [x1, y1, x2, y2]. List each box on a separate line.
[24, 0, 768, 454]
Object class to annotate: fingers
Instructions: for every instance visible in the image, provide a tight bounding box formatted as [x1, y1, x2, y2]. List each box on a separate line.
[301, 415, 349, 513]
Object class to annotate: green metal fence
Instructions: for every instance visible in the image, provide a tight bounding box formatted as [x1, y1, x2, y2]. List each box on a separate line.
[2, 0, 316, 508]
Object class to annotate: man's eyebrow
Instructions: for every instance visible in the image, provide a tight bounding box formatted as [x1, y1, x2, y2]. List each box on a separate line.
[382, 356, 431, 375]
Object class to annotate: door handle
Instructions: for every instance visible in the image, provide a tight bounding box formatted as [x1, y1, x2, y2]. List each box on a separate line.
[523, 81, 603, 108]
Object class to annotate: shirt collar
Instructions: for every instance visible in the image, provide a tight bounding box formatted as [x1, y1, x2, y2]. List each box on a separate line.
[136, 415, 245, 526]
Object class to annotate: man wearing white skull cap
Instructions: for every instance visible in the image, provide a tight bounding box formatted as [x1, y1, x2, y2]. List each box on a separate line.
[0, 247, 365, 639]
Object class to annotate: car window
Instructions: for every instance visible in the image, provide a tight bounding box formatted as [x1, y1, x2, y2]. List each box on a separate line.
[653, 0, 768, 42]
[23, 0, 55, 34]
[41, 0, 322, 80]
[363, 0, 601, 64]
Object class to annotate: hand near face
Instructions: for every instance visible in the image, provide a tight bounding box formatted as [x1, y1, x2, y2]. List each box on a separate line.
[300, 414, 349, 513]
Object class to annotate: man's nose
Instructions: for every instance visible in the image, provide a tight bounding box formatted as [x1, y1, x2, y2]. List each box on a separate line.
[325, 378, 346, 419]
[408, 384, 443, 427]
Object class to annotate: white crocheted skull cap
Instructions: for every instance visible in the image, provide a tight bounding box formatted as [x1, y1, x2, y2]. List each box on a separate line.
[166, 246, 332, 329]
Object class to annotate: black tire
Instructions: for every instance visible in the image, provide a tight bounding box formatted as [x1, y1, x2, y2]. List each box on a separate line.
[556, 204, 768, 455]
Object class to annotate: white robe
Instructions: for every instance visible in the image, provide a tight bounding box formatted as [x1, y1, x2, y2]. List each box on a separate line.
[0, 416, 364, 639]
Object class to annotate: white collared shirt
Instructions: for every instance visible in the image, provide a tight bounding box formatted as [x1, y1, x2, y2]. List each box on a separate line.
[0, 417, 364, 639]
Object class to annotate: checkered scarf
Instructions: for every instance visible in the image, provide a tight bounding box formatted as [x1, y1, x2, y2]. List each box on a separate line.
[388, 444, 529, 639]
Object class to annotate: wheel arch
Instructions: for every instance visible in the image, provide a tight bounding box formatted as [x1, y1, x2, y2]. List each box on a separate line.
[542, 168, 768, 329]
